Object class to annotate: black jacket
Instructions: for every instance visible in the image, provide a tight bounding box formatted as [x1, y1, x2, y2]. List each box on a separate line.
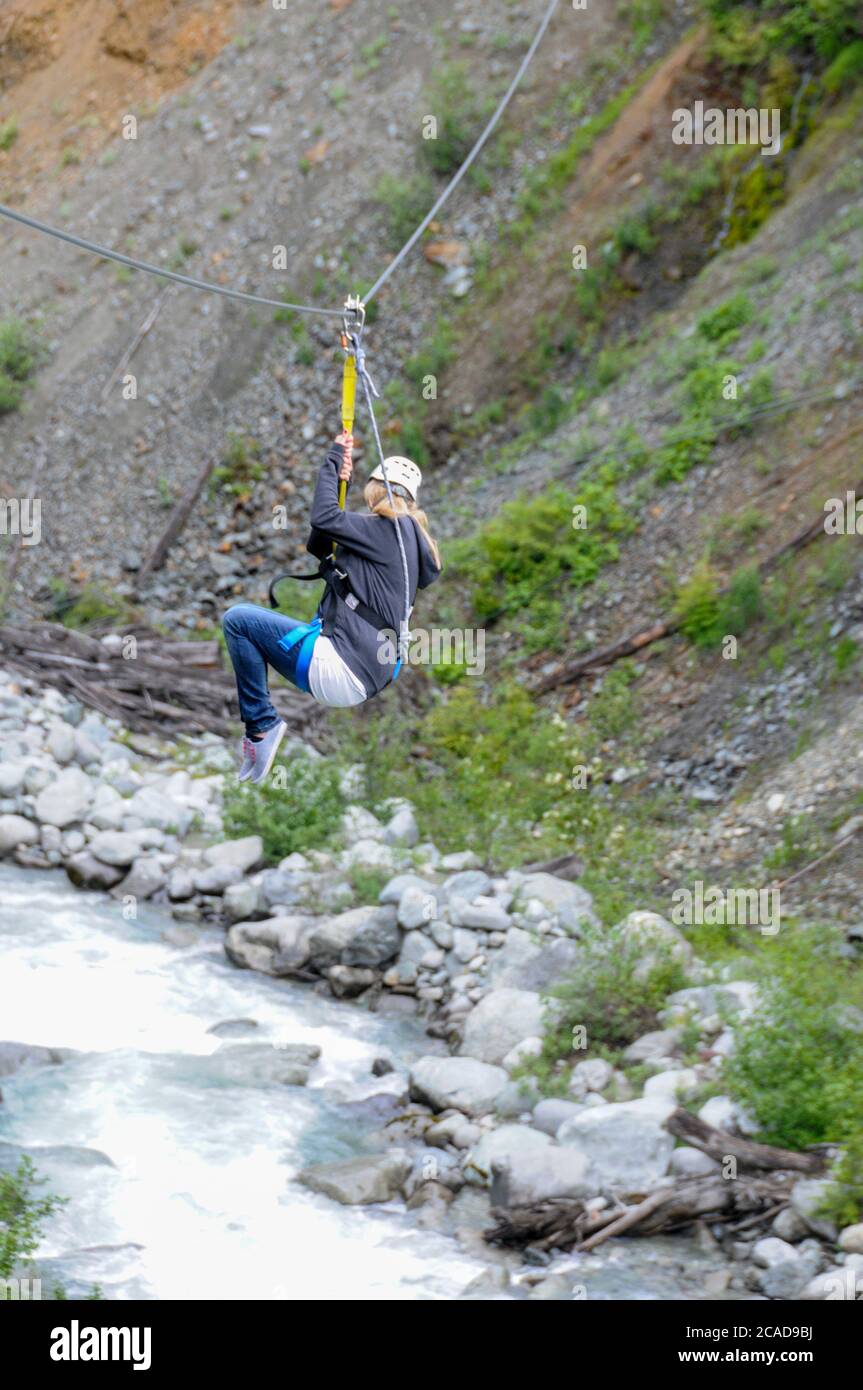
[306, 445, 441, 697]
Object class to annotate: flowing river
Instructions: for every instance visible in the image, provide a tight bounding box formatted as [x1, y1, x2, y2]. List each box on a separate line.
[0, 863, 739, 1302]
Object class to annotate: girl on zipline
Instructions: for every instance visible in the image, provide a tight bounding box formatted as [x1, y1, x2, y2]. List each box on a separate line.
[222, 432, 441, 784]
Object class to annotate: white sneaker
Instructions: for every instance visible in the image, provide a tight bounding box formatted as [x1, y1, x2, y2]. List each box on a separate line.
[248, 720, 287, 785]
[238, 737, 256, 783]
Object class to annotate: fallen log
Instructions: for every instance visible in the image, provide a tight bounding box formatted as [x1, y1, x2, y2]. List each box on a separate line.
[665, 1107, 826, 1175]
[486, 1172, 796, 1253]
[136, 454, 217, 584]
[0, 620, 320, 740]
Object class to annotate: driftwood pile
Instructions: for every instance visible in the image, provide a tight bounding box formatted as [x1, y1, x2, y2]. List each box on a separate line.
[486, 1108, 828, 1254]
[0, 621, 322, 739]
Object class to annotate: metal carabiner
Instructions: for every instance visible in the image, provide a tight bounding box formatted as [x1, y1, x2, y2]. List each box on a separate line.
[341, 293, 365, 348]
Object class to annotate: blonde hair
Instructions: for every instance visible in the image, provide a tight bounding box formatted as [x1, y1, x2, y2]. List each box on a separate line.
[363, 480, 441, 570]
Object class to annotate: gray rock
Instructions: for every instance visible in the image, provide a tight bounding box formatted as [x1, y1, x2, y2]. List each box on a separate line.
[668, 1146, 720, 1177]
[383, 805, 419, 847]
[327, 964, 377, 998]
[615, 910, 694, 980]
[838, 1222, 863, 1254]
[486, 926, 581, 990]
[167, 867, 196, 902]
[697, 1095, 738, 1132]
[202, 835, 263, 873]
[194, 863, 244, 894]
[449, 895, 510, 931]
[298, 1150, 411, 1205]
[533, 1098, 584, 1137]
[223, 878, 265, 923]
[442, 869, 492, 902]
[467, 1124, 551, 1183]
[409, 1055, 508, 1116]
[0, 1041, 68, 1078]
[460, 987, 545, 1065]
[572, 1058, 613, 1094]
[125, 787, 191, 835]
[307, 904, 399, 969]
[752, 1236, 798, 1268]
[397, 884, 437, 929]
[771, 1206, 809, 1242]
[0, 762, 28, 796]
[88, 830, 141, 867]
[757, 1258, 818, 1299]
[516, 872, 598, 933]
[790, 1178, 838, 1240]
[494, 1076, 543, 1117]
[624, 1027, 682, 1063]
[257, 867, 306, 909]
[47, 723, 76, 764]
[490, 1144, 595, 1209]
[34, 767, 94, 827]
[799, 1267, 859, 1300]
[205, 1041, 320, 1087]
[225, 915, 317, 975]
[113, 857, 166, 900]
[65, 851, 125, 890]
[558, 1098, 676, 1191]
[0, 813, 39, 854]
[379, 872, 441, 906]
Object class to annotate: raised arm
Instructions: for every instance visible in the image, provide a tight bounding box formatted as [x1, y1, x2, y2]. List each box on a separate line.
[306, 440, 392, 563]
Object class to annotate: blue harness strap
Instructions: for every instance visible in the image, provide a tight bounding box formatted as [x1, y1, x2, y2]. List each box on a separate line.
[277, 618, 322, 694]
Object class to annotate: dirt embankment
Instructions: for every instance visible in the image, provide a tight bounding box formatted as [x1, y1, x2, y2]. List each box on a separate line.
[0, 0, 243, 190]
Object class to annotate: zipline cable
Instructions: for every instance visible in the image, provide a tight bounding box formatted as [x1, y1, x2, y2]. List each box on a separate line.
[0, 202, 344, 318]
[363, 0, 561, 303]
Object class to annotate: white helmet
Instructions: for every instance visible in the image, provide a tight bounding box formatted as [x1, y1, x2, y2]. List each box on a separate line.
[369, 455, 422, 502]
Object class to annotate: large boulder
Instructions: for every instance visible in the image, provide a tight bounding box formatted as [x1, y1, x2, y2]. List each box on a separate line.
[225, 915, 317, 975]
[125, 786, 192, 835]
[0, 813, 40, 855]
[490, 1144, 595, 1209]
[486, 926, 581, 990]
[65, 851, 125, 891]
[298, 1151, 411, 1205]
[34, 767, 94, 828]
[614, 910, 693, 981]
[409, 1055, 508, 1116]
[113, 857, 166, 900]
[460, 988, 545, 1065]
[790, 1178, 839, 1241]
[306, 905, 399, 969]
[468, 1124, 551, 1183]
[0, 1041, 69, 1078]
[87, 830, 141, 867]
[516, 872, 598, 933]
[532, 1098, 585, 1137]
[557, 1098, 676, 1192]
[203, 836, 263, 873]
[204, 1041, 320, 1087]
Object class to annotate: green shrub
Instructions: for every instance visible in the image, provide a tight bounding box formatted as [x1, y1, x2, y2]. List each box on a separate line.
[696, 292, 753, 346]
[222, 752, 344, 863]
[451, 475, 633, 621]
[822, 40, 863, 93]
[674, 562, 722, 644]
[722, 925, 863, 1159]
[420, 63, 491, 175]
[540, 921, 688, 1061]
[374, 172, 435, 247]
[0, 317, 35, 414]
[0, 1157, 64, 1282]
[0, 117, 18, 152]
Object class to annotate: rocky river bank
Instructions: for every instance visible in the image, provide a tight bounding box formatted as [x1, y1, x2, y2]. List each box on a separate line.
[1, 662, 861, 1301]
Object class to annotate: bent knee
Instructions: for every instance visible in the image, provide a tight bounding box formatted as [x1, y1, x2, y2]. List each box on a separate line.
[222, 603, 253, 636]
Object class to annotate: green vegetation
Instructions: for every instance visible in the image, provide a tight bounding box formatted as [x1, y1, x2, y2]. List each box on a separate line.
[374, 171, 435, 247]
[0, 1156, 64, 1283]
[0, 317, 36, 415]
[674, 561, 764, 648]
[704, 0, 863, 71]
[223, 752, 344, 863]
[52, 582, 137, 631]
[722, 926, 863, 1187]
[0, 117, 18, 152]
[420, 63, 492, 176]
[519, 921, 688, 1093]
[210, 433, 264, 496]
[448, 475, 634, 621]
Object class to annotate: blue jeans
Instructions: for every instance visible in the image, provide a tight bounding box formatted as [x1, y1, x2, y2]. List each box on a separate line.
[222, 603, 308, 736]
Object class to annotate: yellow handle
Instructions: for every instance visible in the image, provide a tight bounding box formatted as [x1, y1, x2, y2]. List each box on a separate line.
[333, 351, 357, 554]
